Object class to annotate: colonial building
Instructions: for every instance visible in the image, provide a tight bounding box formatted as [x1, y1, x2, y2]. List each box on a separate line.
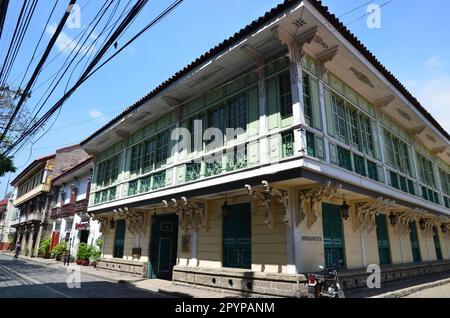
[50, 156, 101, 258]
[0, 191, 18, 251]
[10, 144, 91, 256]
[10, 154, 56, 256]
[80, 0, 450, 297]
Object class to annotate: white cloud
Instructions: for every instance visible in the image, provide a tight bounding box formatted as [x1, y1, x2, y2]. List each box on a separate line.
[46, 24, 95, 55]
[425, 55, 445, 70]
[89, 109, 106, 121]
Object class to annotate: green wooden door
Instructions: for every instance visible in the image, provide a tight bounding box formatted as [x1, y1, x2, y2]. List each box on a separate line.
[322, 203, 346, 268]
[113, 219, 126, 258]
[375, 214, 391, 265]
[149, 214, 178, 280]
[433, 226, 443, 261]
[409, 221, 421, 262]
[223, 203, 251, 269]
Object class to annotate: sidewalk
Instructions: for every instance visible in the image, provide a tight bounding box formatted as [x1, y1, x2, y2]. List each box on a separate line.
[345, 270, 450, 298]
[0, 251, 237, 298]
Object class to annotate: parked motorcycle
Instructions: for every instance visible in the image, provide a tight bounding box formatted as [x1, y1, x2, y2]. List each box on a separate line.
[306, 265, 345, 298]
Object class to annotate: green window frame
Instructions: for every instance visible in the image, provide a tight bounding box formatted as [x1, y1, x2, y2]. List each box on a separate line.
[303, 74, 313, 126]
[282, 131, 294, 158]
[432, 226, 443, 261]
[155, 131, 170, 167]
[322, 203, 346, 268]
[409, 221, 421, 262]
[376, 214, 391, 265]
[96, 154, 120, 188]
[223, 203, 251, 269]
[143, 139, 156, 170]
[279, 71, 292, 119]
[130, 143, 143, 174]
[348, 108, 360, 149]
[337, 146, 352, 171]
[417, 153, 436, 189]
[331, 94, 348, 143]
[227, 94, 247, 131]
[367, 160, 379, 181]
[353, 153, 366, 177]
[384, 130, 411, 176]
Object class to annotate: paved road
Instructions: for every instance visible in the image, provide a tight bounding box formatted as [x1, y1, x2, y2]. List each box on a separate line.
[0, 254, 168, 298]
[405, 283, 450, 298]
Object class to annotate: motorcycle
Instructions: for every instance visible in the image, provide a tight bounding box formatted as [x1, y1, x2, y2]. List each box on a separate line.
[306, 265, 345, 298]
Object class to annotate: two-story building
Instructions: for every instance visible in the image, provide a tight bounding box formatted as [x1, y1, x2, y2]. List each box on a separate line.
[80, 0, 450, 297]
[0, 191, 18, 251]
[50, 156, 101, 258]
[10, 154, 55, 256]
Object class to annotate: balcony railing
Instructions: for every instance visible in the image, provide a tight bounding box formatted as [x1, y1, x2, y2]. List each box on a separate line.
[60, 204, 74, 218]
[10, 212, 43, 226]
[73, 199, 87, 213]
[50, 207, 60, 219]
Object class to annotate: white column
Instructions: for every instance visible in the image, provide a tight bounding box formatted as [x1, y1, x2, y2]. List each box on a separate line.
[190, 230, 199, 267]
[318, 80, 330, 162]
[360, 228, 368, 267]
[286, 189, 302, 274]
[257, 68, 269, 164]
[289, 45, 307, 155]
[374, 108, 389, 185]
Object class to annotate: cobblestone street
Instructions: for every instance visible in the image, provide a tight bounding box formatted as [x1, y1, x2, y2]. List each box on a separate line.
[0, 254, 168, 298]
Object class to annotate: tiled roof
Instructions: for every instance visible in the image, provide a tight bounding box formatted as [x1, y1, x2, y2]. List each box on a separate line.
[0, 198, 8, 206]
[81, 0, 450, 146]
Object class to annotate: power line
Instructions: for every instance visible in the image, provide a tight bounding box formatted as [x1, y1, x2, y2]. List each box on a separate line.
[4, 0, 150, 156]
[0, 0, 77, 146]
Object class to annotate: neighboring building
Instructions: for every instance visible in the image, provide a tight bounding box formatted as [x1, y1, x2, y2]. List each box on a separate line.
[10, 154, 56, 256]
[80, 0, 450, 297]
[50, 157, 101, 258]
[0, 191, 19, 250]
[10, 144, 91, 257]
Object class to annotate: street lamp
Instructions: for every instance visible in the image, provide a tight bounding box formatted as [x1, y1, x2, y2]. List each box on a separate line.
[388, 212, 397, 226]
[419, 218, 426, 231]
[340, 199, 350, 220]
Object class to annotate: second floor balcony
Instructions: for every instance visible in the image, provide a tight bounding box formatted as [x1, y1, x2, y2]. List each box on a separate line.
[10, 212, 43, 227]
[51, 199, 88, 219]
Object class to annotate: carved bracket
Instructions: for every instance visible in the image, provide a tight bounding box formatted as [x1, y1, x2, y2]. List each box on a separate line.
[298, 182, 341, 228]
[163, 197, 207, 233]
[245, 181, 288, 228]
[354, 197, 396, 233]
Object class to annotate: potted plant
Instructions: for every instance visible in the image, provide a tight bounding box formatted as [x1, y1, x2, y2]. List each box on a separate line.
[38, 237, 51, 259]
[76, 243, 91, 266]
[89, 248, 101, 268]
[52, 242, 67, 261]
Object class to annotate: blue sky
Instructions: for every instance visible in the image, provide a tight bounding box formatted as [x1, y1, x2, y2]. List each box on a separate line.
[1, 0, 450, 196]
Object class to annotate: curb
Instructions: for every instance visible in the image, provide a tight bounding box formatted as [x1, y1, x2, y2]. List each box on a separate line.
[371, 278, 450, 298]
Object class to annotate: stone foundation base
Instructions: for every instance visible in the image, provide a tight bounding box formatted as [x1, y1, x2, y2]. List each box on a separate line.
[97, 258, 146, 277]
[172, 266, 308, 298]
[339, 260, 450, 289]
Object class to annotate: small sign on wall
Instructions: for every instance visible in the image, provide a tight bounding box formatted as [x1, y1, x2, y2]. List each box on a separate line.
[301, 235, 323, 242]
[181, 235, 191, 253]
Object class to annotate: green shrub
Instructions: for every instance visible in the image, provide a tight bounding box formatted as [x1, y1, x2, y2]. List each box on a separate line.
[52, 242, 67, 258]
[96, 237, 103, 250]
[77, 243, 92, 260]
[38, 237, 51, 256]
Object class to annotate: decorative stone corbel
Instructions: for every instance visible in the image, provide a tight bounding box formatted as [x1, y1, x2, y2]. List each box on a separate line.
[408, 125, 426, 136]
[240, 44, 264, 66]
[354, 197, 396, 233]
[162, 197, 207, 233]
[373, 95, 395, 109]
[245, 183, 274, 228]
[298, 182, 341, 228]
[431, 146, 446, 155]
[394, 211, 418, 235]
[316, 45, 339, 77]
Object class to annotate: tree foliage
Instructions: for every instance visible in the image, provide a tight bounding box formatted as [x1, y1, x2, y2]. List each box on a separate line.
[0, 85, 32, 177]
